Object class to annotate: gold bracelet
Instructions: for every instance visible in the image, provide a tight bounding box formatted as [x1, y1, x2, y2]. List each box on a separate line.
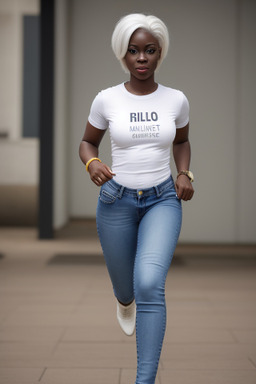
[85, 157, 101, 172]
[177, 170, 194, 182]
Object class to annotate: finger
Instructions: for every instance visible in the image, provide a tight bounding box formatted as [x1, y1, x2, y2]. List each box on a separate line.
[182, 188, 194, 201]
[104, 167, 116, 178]
[176, 184, 184, 200]
[180, 188, 190, 201]
[175, 183, 179, 197]
[98, 173, 112, 183]
[101, 169, 116, 181]
[92, 175, 102, 185]
[107, 167, 116, 176]
[93, 178, 101, 186]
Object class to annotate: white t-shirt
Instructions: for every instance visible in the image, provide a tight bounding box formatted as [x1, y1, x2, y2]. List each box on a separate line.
[88, 83, 189, 189]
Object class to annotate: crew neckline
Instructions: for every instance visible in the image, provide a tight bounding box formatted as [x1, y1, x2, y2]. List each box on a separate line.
[121, 82, 161, 99]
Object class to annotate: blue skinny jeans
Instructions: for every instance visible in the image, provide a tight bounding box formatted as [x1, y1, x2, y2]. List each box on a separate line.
[96, 176, 182, 384]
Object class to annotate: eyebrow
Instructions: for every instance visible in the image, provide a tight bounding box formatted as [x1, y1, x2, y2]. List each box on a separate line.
[128, 43, 157, 48]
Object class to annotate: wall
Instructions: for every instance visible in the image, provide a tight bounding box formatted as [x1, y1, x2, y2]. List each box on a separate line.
[0, 0, 40, 184]
[68, 0, 256, 243]
[238, 0, 256, 242]
[0, 0, 39, 140]
[0, 0, 39, 225]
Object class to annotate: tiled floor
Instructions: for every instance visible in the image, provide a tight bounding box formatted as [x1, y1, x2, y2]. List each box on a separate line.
[0, 222, 256, 384]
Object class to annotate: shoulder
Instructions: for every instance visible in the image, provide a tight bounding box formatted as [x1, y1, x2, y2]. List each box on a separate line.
[158, 84, 188, 102]
[95, 83, 124, 99]
[90, 84, 123, 111]
[160, 85, 189, 114]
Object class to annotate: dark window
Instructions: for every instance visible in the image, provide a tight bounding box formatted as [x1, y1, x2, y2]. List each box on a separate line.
[22, 15, 40, 138]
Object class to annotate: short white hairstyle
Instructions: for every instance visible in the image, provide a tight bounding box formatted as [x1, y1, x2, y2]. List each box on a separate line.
[111, 13, 169, 73]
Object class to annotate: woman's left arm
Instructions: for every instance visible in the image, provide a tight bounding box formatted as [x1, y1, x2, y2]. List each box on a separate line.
[173, 123, 194, 201]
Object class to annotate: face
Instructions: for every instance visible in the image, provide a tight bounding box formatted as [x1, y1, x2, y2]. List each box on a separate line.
[124, 28, 161, 80]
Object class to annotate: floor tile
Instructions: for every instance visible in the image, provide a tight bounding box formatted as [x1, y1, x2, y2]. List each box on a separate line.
[0, 326, 65, 342]
[248, 354, 256, 367]
[51, 342, 136, 368]
[2, 312, 74, 327]
[0, 342, 56, 362]
[62, 325, 133, 342]
[121, 368, 161, 384]
[0, 367, 44, 384]
[161, 357, 253, 370]
[12, 304, 77, 314]
[164, 327, 235, 343]
[160, 370, 256, 384]
[166, 298, 214, 315]
[165, 313, 256, 329]
[40, 368, 120, 384]
[161, 343, 255, 360]
[232, 330, 256, 343]
[0, 225, 256, 384]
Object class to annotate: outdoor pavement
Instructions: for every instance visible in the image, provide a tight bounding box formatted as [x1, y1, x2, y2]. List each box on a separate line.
[0, 221, 256, 384]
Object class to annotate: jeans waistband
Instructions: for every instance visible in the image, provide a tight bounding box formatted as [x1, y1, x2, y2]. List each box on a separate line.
[106, 176, 175, 198]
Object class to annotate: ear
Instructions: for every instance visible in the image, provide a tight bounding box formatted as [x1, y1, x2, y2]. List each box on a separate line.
[158, 47, 162, 59]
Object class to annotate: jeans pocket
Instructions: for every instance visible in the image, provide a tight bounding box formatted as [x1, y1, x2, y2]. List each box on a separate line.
[99, 183, 117, 204]
[161, 184, 176, 198]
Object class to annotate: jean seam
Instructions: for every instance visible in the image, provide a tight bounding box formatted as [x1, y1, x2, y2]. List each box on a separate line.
[97, 176, 181, 384]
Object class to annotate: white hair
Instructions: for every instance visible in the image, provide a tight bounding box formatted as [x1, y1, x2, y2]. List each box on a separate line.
[111, 13, 169, 73]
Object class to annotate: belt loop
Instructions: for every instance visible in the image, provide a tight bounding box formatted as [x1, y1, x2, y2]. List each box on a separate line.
[154, 185, 161, 197]
[118, 185, 125, 199]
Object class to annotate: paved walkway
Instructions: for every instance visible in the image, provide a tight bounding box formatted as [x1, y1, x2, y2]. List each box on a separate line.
[0, 223, 256, 384]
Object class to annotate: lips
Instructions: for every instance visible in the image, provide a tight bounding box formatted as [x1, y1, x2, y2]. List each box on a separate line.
[136, 67, 149, 73]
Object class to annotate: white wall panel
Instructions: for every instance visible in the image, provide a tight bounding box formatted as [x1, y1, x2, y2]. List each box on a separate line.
[68, 0, 256, 243]
[238, 0, 256, 242]
[0, 140, 38, 184]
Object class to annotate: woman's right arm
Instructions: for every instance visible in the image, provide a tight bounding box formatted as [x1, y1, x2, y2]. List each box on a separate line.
[79, 121, 115, 186]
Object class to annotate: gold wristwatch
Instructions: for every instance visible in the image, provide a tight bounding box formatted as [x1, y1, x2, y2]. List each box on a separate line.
[177, 170, 194, 182]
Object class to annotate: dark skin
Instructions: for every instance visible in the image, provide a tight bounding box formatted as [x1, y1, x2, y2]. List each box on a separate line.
[79, 28, 194, 201]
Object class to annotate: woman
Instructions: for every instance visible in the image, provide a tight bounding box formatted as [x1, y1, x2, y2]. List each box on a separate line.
[79, 13, 194, 384]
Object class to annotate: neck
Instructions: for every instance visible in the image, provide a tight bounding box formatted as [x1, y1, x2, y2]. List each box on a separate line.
[125, 76, 158, 95]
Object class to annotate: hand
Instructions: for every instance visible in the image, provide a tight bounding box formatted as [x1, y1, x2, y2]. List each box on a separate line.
[175, 175, 194, 201]
[88, 160, 115, 187]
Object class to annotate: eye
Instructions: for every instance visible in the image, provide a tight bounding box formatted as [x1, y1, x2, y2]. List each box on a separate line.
[128, 48, 137, 54]
[146, 48, 156, 54]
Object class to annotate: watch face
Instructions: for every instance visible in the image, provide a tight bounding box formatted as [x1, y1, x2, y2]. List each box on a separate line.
[187, 171, 194, 182]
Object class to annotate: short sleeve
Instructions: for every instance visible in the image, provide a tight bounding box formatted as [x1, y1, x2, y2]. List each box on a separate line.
[175, 92, 190, 129]
[88, 91, 109, 130]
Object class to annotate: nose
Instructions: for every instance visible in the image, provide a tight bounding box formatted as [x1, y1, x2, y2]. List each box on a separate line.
[137, 51, 147, 62]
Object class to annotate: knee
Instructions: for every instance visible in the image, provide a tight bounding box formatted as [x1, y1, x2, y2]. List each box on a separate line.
[135, 274, 165, 303]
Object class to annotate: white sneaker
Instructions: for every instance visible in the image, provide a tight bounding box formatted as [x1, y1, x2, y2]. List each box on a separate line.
[117, 300, 136, 336]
